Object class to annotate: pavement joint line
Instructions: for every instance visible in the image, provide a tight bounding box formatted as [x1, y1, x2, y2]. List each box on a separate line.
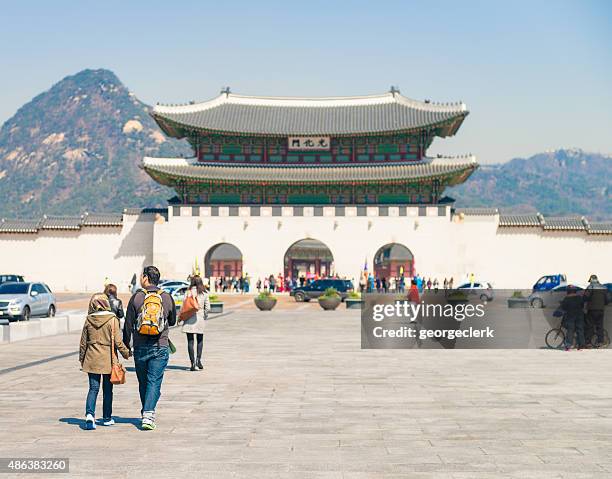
[0, 351, 79, 376]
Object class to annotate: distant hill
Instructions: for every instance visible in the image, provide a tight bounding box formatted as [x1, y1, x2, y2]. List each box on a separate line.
[0, 69, 610, 219]
[447, 149, 611, 220]
[0, 69, 190, 217]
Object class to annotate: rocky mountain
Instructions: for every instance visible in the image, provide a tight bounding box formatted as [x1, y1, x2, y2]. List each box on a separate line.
[0, 69, 610, 219]
[448, 149, 611, 220]
[0, 69, 190, 217]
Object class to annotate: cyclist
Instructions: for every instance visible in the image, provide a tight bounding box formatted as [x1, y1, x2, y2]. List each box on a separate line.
[558, 285, 585, 351]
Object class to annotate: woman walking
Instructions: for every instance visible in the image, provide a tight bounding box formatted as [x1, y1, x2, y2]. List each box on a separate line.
[182, 275, 211, 371]
[79, 293, 130, 430]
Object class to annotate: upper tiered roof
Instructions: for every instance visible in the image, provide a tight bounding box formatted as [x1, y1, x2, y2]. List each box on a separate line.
[152, 91, 468, 137]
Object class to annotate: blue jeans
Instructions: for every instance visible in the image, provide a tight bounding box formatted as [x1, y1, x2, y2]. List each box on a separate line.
[134, 346, 169, 413]
[86, 373, 113, 419]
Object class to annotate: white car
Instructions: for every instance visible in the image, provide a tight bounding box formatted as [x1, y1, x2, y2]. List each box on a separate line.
[159, 280, 189, 295]
[456, 281, 494, 301]
[0, 282, 56, 321]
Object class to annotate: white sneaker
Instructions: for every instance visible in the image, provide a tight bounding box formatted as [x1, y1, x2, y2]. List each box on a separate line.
[101, 418, 115, 426]
[85, 414, 96, 430]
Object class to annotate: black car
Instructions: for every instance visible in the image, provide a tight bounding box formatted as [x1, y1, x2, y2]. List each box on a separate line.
[290, 278, 354, 302]
[0, 275, 24, 285]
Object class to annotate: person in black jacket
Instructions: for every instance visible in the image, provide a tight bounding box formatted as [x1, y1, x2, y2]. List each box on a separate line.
[584, 275, 609, 348]
[104, 284, 124, 320]
[124, 266, 176, 430]
[559, 285, 585, 351]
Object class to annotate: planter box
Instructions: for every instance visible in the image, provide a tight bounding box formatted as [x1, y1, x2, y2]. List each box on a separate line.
[210, 302, 224, 314]
[254, 298, 277, 311]
[507, 297, 529, 309]
[319, 296, 341, 311]
[345, 299, 363, 310]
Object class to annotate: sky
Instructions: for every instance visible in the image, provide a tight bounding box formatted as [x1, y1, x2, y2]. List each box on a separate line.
[1, 0, 611, 163]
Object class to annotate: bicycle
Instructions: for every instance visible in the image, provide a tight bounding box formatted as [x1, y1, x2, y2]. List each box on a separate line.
[545, 314, 610, 349]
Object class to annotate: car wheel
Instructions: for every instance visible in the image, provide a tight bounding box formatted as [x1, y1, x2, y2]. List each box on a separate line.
[531, 298, 544, 308]
[479, 294, 489, 302]
[294, 292, 305, 302]
[22, 306, 30, 322]
[48, 305, 56, 317]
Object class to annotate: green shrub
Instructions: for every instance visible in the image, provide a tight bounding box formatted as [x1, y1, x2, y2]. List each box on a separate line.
[257, 290, 277, 300]
[511, 291, 525, 298]
[208, 294, 220, 303]
[322, 287, 341, 298]
[347, 291, 361, 299]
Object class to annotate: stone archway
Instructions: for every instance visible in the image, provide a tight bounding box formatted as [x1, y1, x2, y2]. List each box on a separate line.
[284, 239, 334, 282]
[373, 243, 414, 279]
[205, 243, 243, 278]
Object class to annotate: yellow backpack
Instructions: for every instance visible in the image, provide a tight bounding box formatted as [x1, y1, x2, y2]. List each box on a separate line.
[136, 289, 166, 335]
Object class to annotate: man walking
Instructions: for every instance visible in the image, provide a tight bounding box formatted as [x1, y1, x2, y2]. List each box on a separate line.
[584, 274, 608, 348]
[124, 266, 176, 430]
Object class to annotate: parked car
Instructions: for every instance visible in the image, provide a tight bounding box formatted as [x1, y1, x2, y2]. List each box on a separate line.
[159, 280, 189, 295]
[528, 284, 584, 308]
[0, 274, 24, 285]
[532, 274, 567, 292]
[0, 282, 56, 321]
[290, 279, 354, 302]
[171, 285, 189, 310]
[455, 282, 494, 301]
[605, 283, 612, 303]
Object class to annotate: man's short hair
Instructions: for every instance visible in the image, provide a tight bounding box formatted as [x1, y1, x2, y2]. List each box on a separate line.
[143, 266, 161, 285]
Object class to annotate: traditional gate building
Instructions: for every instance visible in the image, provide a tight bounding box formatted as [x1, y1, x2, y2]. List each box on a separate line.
[0, 89, 610, 291]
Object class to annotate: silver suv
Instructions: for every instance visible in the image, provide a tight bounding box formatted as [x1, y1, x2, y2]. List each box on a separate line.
[0, 282, 56, 321]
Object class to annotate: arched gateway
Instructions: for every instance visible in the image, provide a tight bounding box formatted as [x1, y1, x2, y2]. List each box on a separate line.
[373, 243, 414, 278]
[284, 239, 334, 280]
[205, 243, 243, 278]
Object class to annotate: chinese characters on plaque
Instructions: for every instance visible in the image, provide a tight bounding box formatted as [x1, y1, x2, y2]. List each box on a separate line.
[287, 136, 331, 151]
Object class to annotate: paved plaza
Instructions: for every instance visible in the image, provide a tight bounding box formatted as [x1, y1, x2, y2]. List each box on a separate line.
[1, 299, 612, 478]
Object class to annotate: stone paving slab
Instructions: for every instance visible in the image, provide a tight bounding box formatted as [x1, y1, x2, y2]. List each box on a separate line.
[0, 309, 611, 478]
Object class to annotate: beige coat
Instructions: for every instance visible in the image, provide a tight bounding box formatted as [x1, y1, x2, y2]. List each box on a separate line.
[79, 312, 130, 374]
[181, 289, 210, 335]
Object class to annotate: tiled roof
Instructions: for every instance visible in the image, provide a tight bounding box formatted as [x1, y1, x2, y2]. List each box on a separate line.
[542, 216, 587, 231]
[456, 208, 499, 216]
[586, 223, 612, 235]
[39, 216, 82, 230]
[0, 213, 124, 234]
[142, 156, 478, 185]
[0, 219, 40, 233]
[152, 91, 468, 137]
[82, 212, 124, 226]
[498, 214, 542, 227]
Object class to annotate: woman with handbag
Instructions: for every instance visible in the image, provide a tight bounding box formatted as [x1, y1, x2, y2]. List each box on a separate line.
[179, 275, 210, 371]
[79, 293, 130, 430]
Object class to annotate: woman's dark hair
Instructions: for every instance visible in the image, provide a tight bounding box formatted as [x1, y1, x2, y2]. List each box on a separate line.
[190, 275, 207, 294]
[143, 266, 161, 285]
[104, 283, 118, 297]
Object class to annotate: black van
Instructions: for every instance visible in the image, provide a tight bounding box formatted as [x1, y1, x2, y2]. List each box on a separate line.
[290, 278, 354, 302]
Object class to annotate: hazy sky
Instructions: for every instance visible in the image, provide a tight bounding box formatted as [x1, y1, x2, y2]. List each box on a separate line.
[1, 0, 610, 163]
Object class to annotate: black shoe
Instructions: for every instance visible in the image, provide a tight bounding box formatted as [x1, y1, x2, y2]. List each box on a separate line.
[190, 363, 197, 371]
[197, 359, 204, 370]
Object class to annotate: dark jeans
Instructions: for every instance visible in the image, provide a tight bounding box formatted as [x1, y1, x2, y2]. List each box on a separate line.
[586, 310, 605, 344]
[134, 346, 169, 413]
[186, 333, 204, 364]
[564, 315, 585, 349]
[86, 373, 113, 419]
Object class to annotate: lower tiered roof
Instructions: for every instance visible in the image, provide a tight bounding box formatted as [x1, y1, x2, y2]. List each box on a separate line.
[142, 156, 478, 186]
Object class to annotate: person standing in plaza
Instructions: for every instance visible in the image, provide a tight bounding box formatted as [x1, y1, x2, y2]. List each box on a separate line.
[584, 274, 608, 347]
[124, 266, 176, 430]
[79, 293, 130, 430]
[558, 285, 585, 351]
[180, 275, 211, 371]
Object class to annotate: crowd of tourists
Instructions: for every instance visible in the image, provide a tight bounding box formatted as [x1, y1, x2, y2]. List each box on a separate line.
[556, 275, 609, 351]
[79, 265, 210, 431]
[213, 275, 250, 293]
[359, 273, 454, 294]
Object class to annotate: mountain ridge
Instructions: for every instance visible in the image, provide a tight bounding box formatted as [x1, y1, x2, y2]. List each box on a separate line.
[0, 69, 610, 220]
